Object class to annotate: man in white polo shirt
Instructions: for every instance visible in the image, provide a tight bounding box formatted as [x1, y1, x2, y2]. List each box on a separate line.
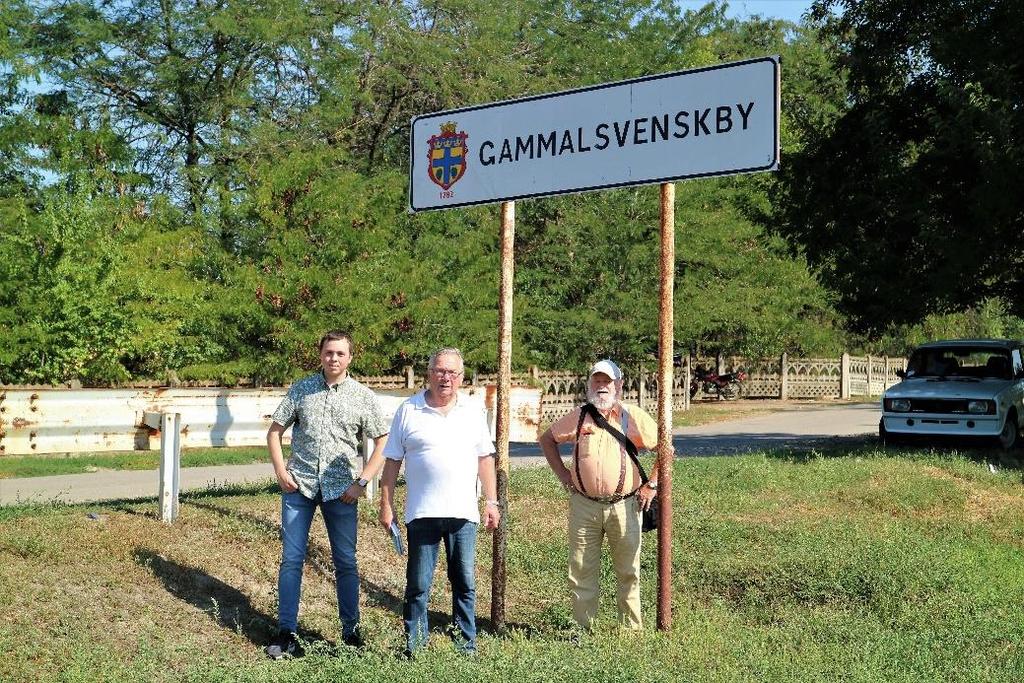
[379, 347, 500, 655]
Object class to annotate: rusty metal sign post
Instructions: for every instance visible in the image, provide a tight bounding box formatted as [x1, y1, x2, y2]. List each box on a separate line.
[656, 183, 675, 629]
[491, 200, 515, 631]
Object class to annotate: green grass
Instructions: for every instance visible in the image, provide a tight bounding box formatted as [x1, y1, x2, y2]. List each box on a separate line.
[1, 447, 1023, 682]
[0, 446, 274, 479]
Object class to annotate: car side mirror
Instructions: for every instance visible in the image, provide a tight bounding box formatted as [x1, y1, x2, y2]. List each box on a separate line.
[896, 369, 907, 379]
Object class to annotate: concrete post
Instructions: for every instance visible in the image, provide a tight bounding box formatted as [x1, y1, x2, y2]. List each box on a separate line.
[780, 353, 789, 400]
[638, 368, 647, 411]
[841, 352, 850, 399]
[867, 354, 874, 396]
[404, 365, 415, 389]
[684, 358, 691, 411]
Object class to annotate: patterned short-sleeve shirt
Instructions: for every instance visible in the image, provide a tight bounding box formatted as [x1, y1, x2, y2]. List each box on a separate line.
[271, 372, 389, 501]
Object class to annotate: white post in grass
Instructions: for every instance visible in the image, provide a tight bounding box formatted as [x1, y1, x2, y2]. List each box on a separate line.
[158, 412, 182, 523]
[362, 436, 378, 502]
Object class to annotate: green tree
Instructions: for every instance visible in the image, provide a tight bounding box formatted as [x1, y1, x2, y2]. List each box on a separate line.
[0, 180, 136, 384]
[0, 0, 854, 383]
[23, 0, 330, 243]
[778, 0, 1024, 333]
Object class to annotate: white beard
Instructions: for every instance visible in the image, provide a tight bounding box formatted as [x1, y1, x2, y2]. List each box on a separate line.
[587, 387, 617, 412]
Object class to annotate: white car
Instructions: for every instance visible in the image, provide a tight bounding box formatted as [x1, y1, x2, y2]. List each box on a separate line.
[879, 339, 1024, 449]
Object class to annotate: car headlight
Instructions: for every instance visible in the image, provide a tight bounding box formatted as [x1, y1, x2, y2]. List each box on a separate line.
[967, 400, 994, 414]
[886, 398, 912, 412]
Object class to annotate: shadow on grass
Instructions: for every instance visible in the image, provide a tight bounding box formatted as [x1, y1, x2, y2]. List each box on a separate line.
[131, 547, 304, 647]
[755, 435, 1024, 474]
[186, 501, 464, 629]
[184, 499, 536, 638]
[675, 434, 877, 458]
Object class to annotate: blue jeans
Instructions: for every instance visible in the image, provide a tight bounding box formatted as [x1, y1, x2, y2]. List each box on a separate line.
[403, 517, 478, 652]
[277, 490, 359, 638]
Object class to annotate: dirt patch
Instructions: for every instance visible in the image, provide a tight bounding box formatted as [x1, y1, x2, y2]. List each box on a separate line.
[721, 501, 836, 527]
[915, 464, 1024, 524]
[919, 465, 961, 483]
[963, 488, 1024, 522]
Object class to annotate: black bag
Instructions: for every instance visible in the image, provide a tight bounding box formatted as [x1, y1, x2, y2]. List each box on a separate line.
[642, 496, 659, 533]
[578, 403, 659, 532]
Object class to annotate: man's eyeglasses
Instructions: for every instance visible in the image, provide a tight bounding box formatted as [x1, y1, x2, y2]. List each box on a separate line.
[429, 368, 463, 378]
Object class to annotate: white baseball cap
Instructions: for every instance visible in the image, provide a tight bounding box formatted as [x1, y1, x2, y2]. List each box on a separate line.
[589, 359, 622, 381]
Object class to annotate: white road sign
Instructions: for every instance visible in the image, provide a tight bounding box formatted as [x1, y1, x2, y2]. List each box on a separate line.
[409, 56, 779, 212]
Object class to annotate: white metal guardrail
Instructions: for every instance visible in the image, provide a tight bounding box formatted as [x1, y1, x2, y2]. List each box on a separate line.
[0, 385, 542, 522]
[0, 388, 396, 455]
[0, 386, 541, 456]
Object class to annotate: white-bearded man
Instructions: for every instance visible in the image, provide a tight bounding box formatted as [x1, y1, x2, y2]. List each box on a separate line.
[539, 359, 661, 630]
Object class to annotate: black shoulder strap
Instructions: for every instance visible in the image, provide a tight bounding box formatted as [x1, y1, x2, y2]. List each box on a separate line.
[580, 403, 649, 483]
[573, 407, 589, 495]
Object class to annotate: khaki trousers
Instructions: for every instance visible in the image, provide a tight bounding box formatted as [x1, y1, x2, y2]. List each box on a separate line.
[567, 491, 643, 629]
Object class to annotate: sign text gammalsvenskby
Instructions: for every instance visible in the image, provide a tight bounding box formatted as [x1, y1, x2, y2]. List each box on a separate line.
[409, 56, 779, 212]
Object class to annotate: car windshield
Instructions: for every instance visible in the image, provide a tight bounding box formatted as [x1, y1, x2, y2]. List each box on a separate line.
[906, 347, 1013, 380]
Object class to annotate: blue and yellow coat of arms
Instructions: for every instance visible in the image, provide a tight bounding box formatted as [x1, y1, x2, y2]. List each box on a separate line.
[427, 122, 468, 190]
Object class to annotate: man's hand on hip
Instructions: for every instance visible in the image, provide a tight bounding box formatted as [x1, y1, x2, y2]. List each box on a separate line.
[340, 482, 366, 504]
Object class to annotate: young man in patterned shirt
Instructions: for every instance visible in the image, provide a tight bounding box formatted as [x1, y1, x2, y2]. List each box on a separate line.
[265, 330, 390, 659]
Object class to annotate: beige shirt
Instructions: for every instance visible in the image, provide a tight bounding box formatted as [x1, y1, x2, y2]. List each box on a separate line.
[549, 402, 658, 497]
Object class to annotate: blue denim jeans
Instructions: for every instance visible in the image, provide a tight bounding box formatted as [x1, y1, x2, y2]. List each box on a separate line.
[277, 490, 359, 638]
[403, 517, 478, 652]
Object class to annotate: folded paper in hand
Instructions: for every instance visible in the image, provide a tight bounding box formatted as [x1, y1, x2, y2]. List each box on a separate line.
[389, 521, 405, 556]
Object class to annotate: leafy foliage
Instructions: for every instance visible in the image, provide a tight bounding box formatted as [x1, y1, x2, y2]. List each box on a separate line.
[779, 0, 1024, 333]
[0, 180, 136, 384]
[0, 1, 857, 384]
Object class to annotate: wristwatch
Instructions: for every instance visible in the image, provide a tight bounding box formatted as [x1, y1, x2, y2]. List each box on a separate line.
[645, 480, 658, 490]
[357, 478, 369, 488]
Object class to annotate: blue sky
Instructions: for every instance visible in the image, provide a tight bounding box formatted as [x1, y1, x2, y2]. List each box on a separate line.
[677, 0, 816, 24]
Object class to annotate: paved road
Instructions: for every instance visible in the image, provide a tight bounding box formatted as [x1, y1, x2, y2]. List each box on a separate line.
[0, 402, 880, 506]
[0, 463, 275, 507]
[669, 401, 880, 456]
[509, 401, 881, 458]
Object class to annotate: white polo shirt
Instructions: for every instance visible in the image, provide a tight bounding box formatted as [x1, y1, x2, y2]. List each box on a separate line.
[383, 390, 495, 524]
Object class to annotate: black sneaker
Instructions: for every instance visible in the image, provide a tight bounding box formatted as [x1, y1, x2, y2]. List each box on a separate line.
[341, 629, 365, 649]
[265, 629, 301, 660]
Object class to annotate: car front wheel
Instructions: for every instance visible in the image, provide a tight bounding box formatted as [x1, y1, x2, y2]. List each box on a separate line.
[879, 418, 903, 446]
[996, 412, 1019, 450]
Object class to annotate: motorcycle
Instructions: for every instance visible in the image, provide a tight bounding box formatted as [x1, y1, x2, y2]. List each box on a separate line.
[689, 367, 747, 400]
